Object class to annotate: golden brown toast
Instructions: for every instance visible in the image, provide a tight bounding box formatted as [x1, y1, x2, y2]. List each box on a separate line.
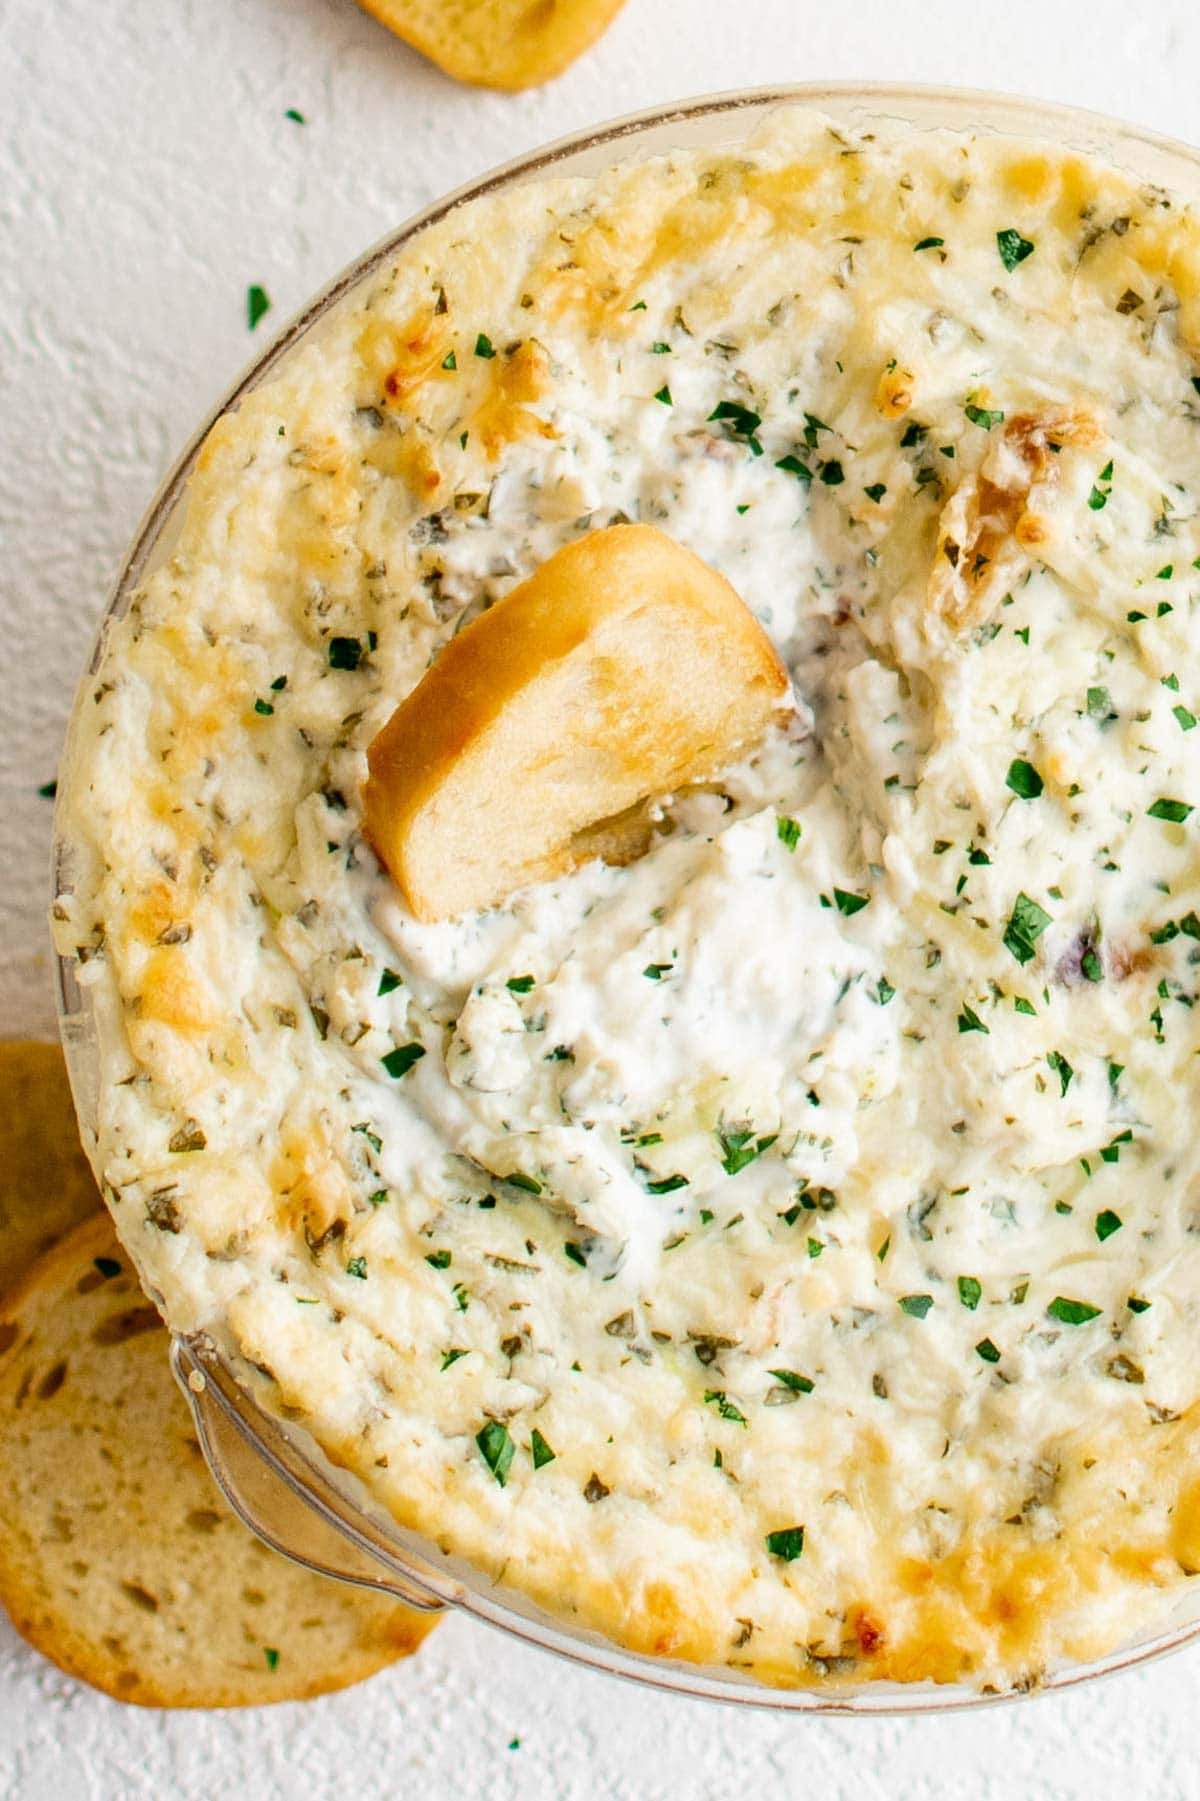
[356, 0, 626, 90]
[0, 1215, 437, 1706]
[363, 523, 790, 920]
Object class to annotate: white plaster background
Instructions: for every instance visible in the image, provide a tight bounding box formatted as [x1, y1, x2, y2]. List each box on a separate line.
[4, 0, 1200, 1793]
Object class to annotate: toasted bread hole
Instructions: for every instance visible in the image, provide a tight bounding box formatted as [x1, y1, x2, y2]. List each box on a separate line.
[121, 1581, 160, 1614]
[91, 1305, 161, 1347]
[242, 1587, 266, 1607]
[71, 1560, 90, 1578]
[185, 1508, 222, 1535]
[114, 1668, 139, 1692]
[0, 1322, 18, 1357]
[37, 1360, 68, 1400]
[75, 1270, 105, 1294]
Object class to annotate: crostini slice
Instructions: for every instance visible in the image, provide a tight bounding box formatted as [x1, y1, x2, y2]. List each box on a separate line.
[363, 522, 791, 921]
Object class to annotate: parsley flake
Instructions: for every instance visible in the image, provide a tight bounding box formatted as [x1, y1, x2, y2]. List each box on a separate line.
[381, 1042, 425, 1079]
[768, 1369, 815, 1394]
[377, 968, 401, 996]
[246, 284, 271, 330]
[765, 1526, 805, 1561]
[975, 1337, 1001, 1363]
[1148, 798, 1192, 823]
[833, 887, 870, 916]
[996, 228, 1035, 271]
[1006, 758, 1044, 799]
[476, 1419, 514, 1486]
[914, 236, 945, 252]
[957, 1276, 982, 1310]
[898, 1293, 934, 1319]
[776, 815, 802, 851]
[1048, 1295, 1101, 1325]
[474, 332, 496, 359]
[1095, 1209, 1123, 1241]
[530, 1428, 556, 1469]
[1003, 892, 1051, 965]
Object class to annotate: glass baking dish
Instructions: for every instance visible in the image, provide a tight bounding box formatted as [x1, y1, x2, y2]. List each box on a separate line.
[52, 82, 1200, 1714]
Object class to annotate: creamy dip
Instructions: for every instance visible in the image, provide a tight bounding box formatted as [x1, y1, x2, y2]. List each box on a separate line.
[57, 109, 1200, 1689]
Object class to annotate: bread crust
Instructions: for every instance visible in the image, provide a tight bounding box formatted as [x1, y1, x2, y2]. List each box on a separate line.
[363, 523, 790, 919]
[0, 1216, 437, 1707]
[356, 0, 627, 90]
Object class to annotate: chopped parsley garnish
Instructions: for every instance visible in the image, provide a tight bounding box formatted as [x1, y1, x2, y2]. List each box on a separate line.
[819, 459, 845, 486]
[1148, 798, 1193, 822]
[864, 482, 887, 503]
[1081, 947, 1103, 982]
[246, 284, 271, 330]
[996, 228, 1035, 271]
[914, 236, 945, 251]
[353, 1122, 382, 1153]
[381, 1042, 425, 1079]
[965, 402, 1004, 430]
[776, 815, 802, 851]
[1046, 1050, 1074, 1096]
[441, 350, 456, 369]
[425, 1250, 451, 1269]
[875, 976, 896, 1006]
[368, 1189, 388, 1207]
[975, 1337, 1001, 1363]
[441, 1348, 467, 1372]
[1003, 892, 1052, 965]
[1006, 758, 1044, 799]
[900, 420, 928, 448]
[898, 1293, 934, 1319]
[654, 384, 672, 405]
[564, 1241, 587, 1267]
[768, 1369, 815, 1394]
[1086, 686, 1114, 719]
[718, 1129, 777, 1176]
[765, 1526, 805, 1561]
[506, 974, 535, 993]
[957, 1003, 989, 1035]
[377, 968, 401, 996]
[704, 1389, 748, 1426]
[643, 962, 673, 980]
[651, 341, 671, 354]
[957, 1275, 982, 1310]
[1173, 704, 1198, 732]
[37, 779, 56, 798]
[474, 332, 496, 359]
[645, 1173, 688, 1194]
[345, 1256, 367, 1280]
[776, 453, 813, 481]
[1014, 996, 1036, 1016]
[833, 887, 870, 916]
[253, 698, 274, 715]
[709, 399, 763, 454]
[1158, 564, 1174, 580]
[530, 1428, 556, 1469]
[1095, 1209, 1123, 1241]
[284, 108, 305, 123]
[476, 1419, 515, 1486]
[1047, 1296, 1101, 1325]
[506, 1172, 542, 1194]
[328, 635, 362, 670]
[264, 1647, 280, 1671]
[1128, 1296, 1152, 1314]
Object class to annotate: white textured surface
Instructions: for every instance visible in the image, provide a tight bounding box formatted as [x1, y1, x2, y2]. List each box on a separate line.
[5, 0, 1200, 1791]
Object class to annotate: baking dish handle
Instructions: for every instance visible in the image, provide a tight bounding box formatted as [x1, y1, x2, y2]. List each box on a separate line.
[170, 1335, 447, 1615]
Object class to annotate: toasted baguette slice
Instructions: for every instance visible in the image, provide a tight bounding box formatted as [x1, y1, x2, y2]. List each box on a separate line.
[0, 1042, 101, 1298]
[364, 523, 790, 920]
[356, 0, 626, 90]
[0, 1216, 437, 1707]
